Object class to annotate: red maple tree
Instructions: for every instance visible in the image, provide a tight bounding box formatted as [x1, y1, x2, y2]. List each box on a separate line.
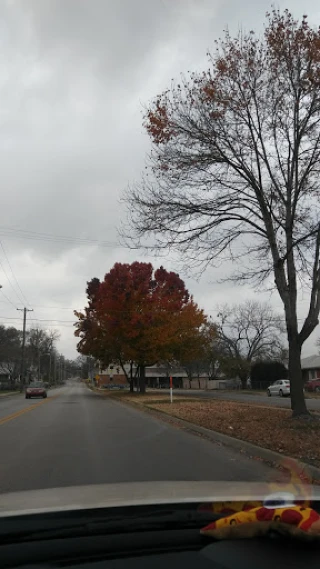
[74, 262, 207, 392]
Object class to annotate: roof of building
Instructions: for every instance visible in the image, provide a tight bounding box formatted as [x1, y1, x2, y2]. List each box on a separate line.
[301, 355, 320, 370]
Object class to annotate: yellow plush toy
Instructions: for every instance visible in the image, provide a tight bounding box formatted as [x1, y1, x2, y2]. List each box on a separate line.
[201, 458, 320, 542]
[201, 504, 320, 541]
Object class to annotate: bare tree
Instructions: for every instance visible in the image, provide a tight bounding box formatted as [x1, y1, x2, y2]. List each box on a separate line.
[124, 10, 320, 416]
[47, 329, 60, 347]
[216, 301, 285, 388]
[26, 327, 60, 381]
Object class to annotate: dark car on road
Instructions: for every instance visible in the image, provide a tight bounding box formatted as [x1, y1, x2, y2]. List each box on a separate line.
[25, 381, 47, 399]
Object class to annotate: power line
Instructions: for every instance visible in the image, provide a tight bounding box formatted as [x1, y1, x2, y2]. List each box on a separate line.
[0, 224, 286, 255]
[0, 298, 314, 327]
[0, 315, 75, 323]
[27, 310, 41, 331]
[0, 299, 312, 324]
[0, 244, 27, 306]
[29, 304, 79, 310]
[0, 297, 312, 325]
[0, 256, 23, 306]
[0, 289, 17, 309]
[0, 302, 84, 310]
[0, 241, 31, 307]
[0, 225, 125, 248]
[71, 312, 309, 324]
[0, 321, 73, 328]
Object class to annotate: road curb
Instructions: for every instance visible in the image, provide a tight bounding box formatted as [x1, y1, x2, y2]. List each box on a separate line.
[106, 394, 320, 482]
[145, 406, 320, 479]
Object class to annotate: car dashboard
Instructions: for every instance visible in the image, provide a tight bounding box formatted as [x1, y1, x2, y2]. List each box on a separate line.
[0, 500, 319, 569]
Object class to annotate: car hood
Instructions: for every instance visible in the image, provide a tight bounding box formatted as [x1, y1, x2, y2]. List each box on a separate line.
[0, 481, 319, 517]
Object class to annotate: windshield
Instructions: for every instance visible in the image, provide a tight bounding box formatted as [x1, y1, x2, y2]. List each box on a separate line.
[0, 0, 319, 523]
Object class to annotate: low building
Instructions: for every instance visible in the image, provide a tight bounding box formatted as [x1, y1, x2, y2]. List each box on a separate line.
[96, 363, 188, 388]
[301, 355, 320, 382]
[96, 362, 226, 389]
[0, 371, 10, 381]
[0, 366, 16, 390]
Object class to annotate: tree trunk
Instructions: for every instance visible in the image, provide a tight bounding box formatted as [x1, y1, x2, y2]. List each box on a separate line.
[238, 366, 248, 389]
[288, 335, 308, 417]
[240, 376, 247, 390]
[129, 361, 134, 392]
[139, 364, 146, 394]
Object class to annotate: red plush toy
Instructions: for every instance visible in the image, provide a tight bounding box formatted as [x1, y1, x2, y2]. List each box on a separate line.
[201, 458, 320, 542]
[201, 504, 320, 541]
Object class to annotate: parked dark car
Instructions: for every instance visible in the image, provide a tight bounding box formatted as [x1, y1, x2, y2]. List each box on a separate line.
[304, 379, 320, 392]
[25, 381, 47, 399]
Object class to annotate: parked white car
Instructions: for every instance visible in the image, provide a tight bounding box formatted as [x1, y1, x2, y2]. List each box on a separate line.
[267, 379, 290, 397]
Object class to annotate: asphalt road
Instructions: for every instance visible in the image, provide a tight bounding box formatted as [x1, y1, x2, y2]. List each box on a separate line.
[160, 389, 320, 411]
[0, 381, 275, 495]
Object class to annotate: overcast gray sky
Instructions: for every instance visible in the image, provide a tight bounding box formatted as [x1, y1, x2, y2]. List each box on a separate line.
[0, 0, 320, 359]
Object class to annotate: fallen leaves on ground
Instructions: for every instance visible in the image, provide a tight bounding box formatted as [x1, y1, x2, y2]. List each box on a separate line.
[93, 389, 173, 403]
[145, 399, 320, 468]
[94, 389, 195, 405]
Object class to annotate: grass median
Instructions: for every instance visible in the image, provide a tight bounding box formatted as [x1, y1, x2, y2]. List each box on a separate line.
[0, 390, 20, 397]
[98, 389, 320, 469]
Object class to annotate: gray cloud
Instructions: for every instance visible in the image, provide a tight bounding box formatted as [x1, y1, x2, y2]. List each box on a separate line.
[0, 0, 319, 358]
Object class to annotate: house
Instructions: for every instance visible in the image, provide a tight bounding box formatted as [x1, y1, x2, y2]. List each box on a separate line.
[0, 366, 14, 390]
[142, 364, 188, 388]
[301, 355, 320, 382]
[96, 362, 232, 389]
[0, 371, 10, 382]
[96, 363, 189, 388]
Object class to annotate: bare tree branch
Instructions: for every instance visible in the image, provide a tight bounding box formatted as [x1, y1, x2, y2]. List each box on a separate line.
[123, 10, 320, 416]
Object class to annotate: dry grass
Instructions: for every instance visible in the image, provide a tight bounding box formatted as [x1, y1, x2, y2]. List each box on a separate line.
[305, 392, 320, 399]
[146, 399, 320, 468]
[95, 389, 195, 406]
[93, 389, 171, 402]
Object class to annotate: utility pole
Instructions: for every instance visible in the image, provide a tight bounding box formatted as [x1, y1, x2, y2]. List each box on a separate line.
[59, 355, 63, 383]
[53, 352, 57, 385]
[48, 337, 53, 385]
[49, 350, 52, 384]
[38, 348, 41, 381]
[17, 307, 33, 390]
